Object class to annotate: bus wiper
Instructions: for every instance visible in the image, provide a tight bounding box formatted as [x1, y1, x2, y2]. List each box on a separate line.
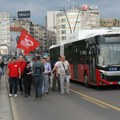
[108, 63, 120, 66]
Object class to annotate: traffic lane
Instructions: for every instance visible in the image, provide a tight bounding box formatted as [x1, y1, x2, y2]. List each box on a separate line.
[70, 81, 120, 108]
[10, 90, 120, 120]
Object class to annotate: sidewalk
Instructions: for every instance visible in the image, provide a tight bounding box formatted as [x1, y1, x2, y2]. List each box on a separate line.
[0, 76, 13, 120]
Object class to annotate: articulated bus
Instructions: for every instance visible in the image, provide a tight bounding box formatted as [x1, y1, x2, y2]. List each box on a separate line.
[50, 29, 120, 87]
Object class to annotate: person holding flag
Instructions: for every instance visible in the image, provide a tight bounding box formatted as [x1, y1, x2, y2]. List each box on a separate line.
[16, 29, 40, 94]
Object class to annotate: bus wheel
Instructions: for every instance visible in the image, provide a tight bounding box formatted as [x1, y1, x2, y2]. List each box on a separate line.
[84, 75, 89, 87]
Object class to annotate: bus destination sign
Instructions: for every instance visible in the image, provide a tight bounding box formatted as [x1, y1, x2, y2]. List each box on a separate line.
[105, 37, 120, 43]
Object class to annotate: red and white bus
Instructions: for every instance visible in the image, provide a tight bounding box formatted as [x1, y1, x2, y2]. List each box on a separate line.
[50, 29, 120, 87]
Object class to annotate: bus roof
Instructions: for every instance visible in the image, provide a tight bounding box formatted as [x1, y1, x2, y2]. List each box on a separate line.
[49, 29, 120, 49]
[65, 29, 120, 44]
[49, 44, 61, 49]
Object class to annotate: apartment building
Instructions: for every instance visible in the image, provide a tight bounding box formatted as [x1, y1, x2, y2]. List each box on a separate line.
[56, 4, 100, 44]
[46, 11, 61, 32]
[100, 18, 120, 27]
[0, 12, 10, 55]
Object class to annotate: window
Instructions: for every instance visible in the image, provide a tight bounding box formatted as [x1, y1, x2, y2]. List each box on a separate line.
[62, 36, 66, 40]
[61, 24, 66, 29]
[57, 31, 60, 35]
[61, 19, 66, 22]
[61, 30, 66, 34]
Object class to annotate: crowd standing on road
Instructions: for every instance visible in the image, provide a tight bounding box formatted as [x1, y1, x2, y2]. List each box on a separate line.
[3, 54, 71, 99]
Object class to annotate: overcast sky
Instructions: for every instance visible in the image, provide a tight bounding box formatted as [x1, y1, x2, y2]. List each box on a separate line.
[0, 0, 120, 25]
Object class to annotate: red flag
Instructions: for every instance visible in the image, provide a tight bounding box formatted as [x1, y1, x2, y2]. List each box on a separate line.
[17, 29, 40, 55]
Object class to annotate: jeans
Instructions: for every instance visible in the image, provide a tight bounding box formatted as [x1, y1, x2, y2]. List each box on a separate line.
[1, 68, 4, 76]
[43, 74, 49, 93]
[60, 75, 70, 93]
[34, 75, 43, 98]
[9, 77, 18, 94]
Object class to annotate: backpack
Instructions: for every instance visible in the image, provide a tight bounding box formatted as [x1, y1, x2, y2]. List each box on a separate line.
[34, 62, 42, 77]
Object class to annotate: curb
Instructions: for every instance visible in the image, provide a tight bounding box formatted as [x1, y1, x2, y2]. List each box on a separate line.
[5, 76, 16, 120]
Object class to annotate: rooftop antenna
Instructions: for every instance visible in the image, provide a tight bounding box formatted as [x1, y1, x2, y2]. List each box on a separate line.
[64, 0, 71, 10]
[72, 0, 75, 9]
[64, 0, 76, 10]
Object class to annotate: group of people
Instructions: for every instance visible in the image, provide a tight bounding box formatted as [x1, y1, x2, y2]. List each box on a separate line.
[6, 54, 71, 99]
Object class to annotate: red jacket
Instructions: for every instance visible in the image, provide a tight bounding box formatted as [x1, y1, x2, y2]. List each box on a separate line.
[17, 60, 26, 74]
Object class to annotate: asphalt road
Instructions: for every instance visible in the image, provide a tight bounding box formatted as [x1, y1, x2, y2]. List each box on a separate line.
[10, 82, 120, 120]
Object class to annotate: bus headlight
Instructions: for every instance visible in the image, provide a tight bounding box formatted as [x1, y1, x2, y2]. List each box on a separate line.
[100, 72, 104, 79]
[109, 67, 117, 71]
[114, 67, 117, 71]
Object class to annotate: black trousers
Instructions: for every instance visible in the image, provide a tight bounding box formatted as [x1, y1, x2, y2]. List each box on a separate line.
[19, 75, 23, 92]
[23, 76, 32, 95]
[52, 74, 60, 91]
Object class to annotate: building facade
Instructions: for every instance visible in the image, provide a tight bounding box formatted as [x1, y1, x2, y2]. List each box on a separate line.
[11, 19, 56, 53]
[10, 27, 23, 56]
[46, 11, 61, 32]
[56, 4, 100, 44]
[100, 18, 120, 27]
[0, 12, 10, 55]
[11, 19, 31, 32]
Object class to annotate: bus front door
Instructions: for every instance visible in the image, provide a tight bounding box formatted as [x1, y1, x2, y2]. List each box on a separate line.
[89, 46, 96, 83]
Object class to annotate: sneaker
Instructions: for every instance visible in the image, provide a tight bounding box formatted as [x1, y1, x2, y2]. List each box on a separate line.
[14, 94, 17, 97]
[66, 91, 70, 95]
[25, 94, 27, 97]
[9, 94, 12, 97]
[35, 95, 38, 98]
[27, 93, 30, 96]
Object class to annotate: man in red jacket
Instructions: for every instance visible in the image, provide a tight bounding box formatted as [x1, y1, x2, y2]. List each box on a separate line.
[17, 55, 26, 94]
[7, 57, 21, 97]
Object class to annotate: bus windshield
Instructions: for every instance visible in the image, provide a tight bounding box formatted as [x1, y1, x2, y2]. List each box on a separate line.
[98, 35, 120, 66]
